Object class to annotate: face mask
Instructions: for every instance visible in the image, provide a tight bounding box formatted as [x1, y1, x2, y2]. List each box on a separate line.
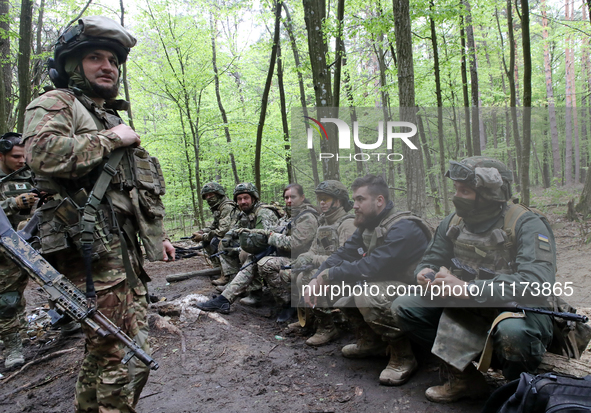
[452, 196, 502, 225]
[206, 196, 220, 207]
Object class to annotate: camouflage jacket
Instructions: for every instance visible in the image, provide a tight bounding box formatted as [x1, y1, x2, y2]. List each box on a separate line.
[22, 89, 165, 290]
[235, 202, 280, 232]
[0, 167, 35, 229]
[268, 202, 318, 257]
[303, 207, 356, 268]
[202, 197, 237, 242]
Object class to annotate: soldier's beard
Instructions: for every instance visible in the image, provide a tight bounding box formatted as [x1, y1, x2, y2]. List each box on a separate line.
[90, 81, 119, 99]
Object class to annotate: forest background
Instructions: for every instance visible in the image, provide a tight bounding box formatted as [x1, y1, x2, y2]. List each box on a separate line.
[2, 0, 591, 235]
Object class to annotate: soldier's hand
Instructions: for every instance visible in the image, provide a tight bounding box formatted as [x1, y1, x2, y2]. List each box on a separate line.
[191, 231, 204, 242]
[15, 193, 39, 209]
[111, 124, 141, 147]
[234, 228, 248, 235]
[303, 278, 320, 308]
[162, 239, 175, 261]
[431, 266, 468, 299]
[293, 254, 313, 269]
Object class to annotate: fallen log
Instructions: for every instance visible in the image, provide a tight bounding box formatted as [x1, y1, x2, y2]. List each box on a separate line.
[165, 267, 221, 282]
[538, 352, 591, 377]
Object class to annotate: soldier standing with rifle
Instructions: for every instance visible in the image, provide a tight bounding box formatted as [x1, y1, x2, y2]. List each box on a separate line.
[392, 157, 557, 403]
[191, 182, 237, 283]
[0, 132, 38, 369]
[22, 16, 174, 412]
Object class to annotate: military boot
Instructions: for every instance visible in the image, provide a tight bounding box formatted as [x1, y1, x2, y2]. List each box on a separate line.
[239, 290, 263, 307]
[425, 363, 489, 403]
[341, 325, 387, 358]
[306, 310, 339, 347]
[3, 333, 25, 369]
[212, 273, 230, 286]
[379, 338, 418, 386]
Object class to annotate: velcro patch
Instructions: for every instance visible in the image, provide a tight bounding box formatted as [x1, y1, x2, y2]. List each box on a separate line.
[538, 234, 549, 243]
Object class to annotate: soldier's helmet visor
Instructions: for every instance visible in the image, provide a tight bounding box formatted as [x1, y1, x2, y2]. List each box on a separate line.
[447, 161, 475, 182]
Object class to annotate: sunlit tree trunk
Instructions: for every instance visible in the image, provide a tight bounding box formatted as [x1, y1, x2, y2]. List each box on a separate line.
[16, 0, 33, 132]
[521, 0, 532, 205]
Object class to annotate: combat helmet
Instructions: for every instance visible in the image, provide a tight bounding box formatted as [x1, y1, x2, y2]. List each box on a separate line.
[233, 182, 259, 203]
[49, 16, 137, 88]
[315, 180, 352, 211]
[201, 182, 226, 199]
[446, 156, 513, 202]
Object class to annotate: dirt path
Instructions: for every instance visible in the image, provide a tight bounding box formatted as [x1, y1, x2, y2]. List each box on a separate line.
[1, 216, 590, 412]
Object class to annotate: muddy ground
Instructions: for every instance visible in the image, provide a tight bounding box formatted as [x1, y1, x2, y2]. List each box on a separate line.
[1, 207, 590, 413]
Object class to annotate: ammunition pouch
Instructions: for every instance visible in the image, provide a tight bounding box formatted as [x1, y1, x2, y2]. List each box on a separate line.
[114, 147, 166, 219]
[33, 197, 113, 260]
[239, 231, 269, 254]
[0, 291, 21, 319]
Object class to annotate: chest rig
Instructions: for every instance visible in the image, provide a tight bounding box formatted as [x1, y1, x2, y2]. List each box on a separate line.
[316, 214, 354, 256]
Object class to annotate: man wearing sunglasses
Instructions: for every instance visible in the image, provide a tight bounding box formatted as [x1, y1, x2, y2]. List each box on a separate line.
[392, 156, 556, 403]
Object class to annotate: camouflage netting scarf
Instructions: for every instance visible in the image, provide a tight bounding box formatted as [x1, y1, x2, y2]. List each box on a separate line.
[64, 50, 119, 99]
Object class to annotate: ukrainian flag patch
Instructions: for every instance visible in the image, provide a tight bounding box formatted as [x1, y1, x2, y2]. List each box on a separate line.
[538, 234, 549, 243]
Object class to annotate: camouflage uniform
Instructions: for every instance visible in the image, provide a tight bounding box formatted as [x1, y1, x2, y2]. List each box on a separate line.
[392, 157, 556, 402]
[0, 167, 35, 341]
[221, 202, 280, 302]
[22, 16, 161, 412]
[257, 202, 318, 306]
[197, 183, 237, 259]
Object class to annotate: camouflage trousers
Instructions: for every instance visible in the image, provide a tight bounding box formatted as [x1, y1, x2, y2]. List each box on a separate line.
[0, 252, 28, 340]
[336, 280, 407, 342]
[257, 256, 291, 306]
[75, 280, 150, 413]
[221, 257, 263, 303]
[219, 251, 240, 280]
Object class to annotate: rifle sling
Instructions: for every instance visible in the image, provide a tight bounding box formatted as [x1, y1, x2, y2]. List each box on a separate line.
[79, 148, 126, 300]
[476, 311, 526, 372]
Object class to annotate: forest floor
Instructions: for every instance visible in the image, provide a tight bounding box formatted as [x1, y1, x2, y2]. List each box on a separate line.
[1, 188, 590, 413]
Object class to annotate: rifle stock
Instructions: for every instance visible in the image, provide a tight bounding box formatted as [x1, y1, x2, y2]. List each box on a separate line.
[0, 208, 159, 370]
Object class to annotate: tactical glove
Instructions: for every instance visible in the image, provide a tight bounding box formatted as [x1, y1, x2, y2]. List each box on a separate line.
[15, 193, 38, 209]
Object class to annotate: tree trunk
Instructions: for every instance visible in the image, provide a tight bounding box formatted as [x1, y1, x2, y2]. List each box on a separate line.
[276, 38, 293, 183]
[302, 0, 339, 180]
[541, 0, 561, 182]
[520, 0, 532, 206]
[565, 0, 574, 186]
[417, 114, 441, 215]
[463, 0, 481, 156]
[459, 15, 473, 157]
[254, 0, 281, 190]
[333, 0, 345, 109]
[16, 0, 33, 132]
[31, 0, 45, 99]
[567, 0, 580, 184]
[119, 0, 134, 128]
[507, 0, 522, 187]
[0, 0, 10, 132]
[282, 3, 319, 186]
[392, 0, 426, 217]
[210, 16, 239, 184]
[429, 2, 450, 215]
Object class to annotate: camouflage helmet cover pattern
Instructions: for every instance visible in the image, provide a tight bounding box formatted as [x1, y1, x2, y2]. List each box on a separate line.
[446, 156, 513, 202]
[233, 182, 260, 202]
[52, 16, 137, 83]
[314, 180, 349, 203]
[201, 182, 226, 199]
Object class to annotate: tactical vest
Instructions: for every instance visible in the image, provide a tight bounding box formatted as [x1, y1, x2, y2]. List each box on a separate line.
[33, 90, 166, 261]
[360, 209, 433, 284]
[446, 203, 555, 280]
[316, 214, 354, 257]
[237, 203, 282, 229]
[0, 171, 35, 228]
[211, 198, 236, 224]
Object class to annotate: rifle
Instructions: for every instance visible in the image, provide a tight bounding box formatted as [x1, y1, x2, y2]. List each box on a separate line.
[210, 250, 228, 259]
[0, 164, 30, 185]
[239, 245, 276, 271]
[174, 245, 205, 259]
[507, 302, 589, 323]
[280, 264, 314, 273]
[0, 208, 159, 370]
